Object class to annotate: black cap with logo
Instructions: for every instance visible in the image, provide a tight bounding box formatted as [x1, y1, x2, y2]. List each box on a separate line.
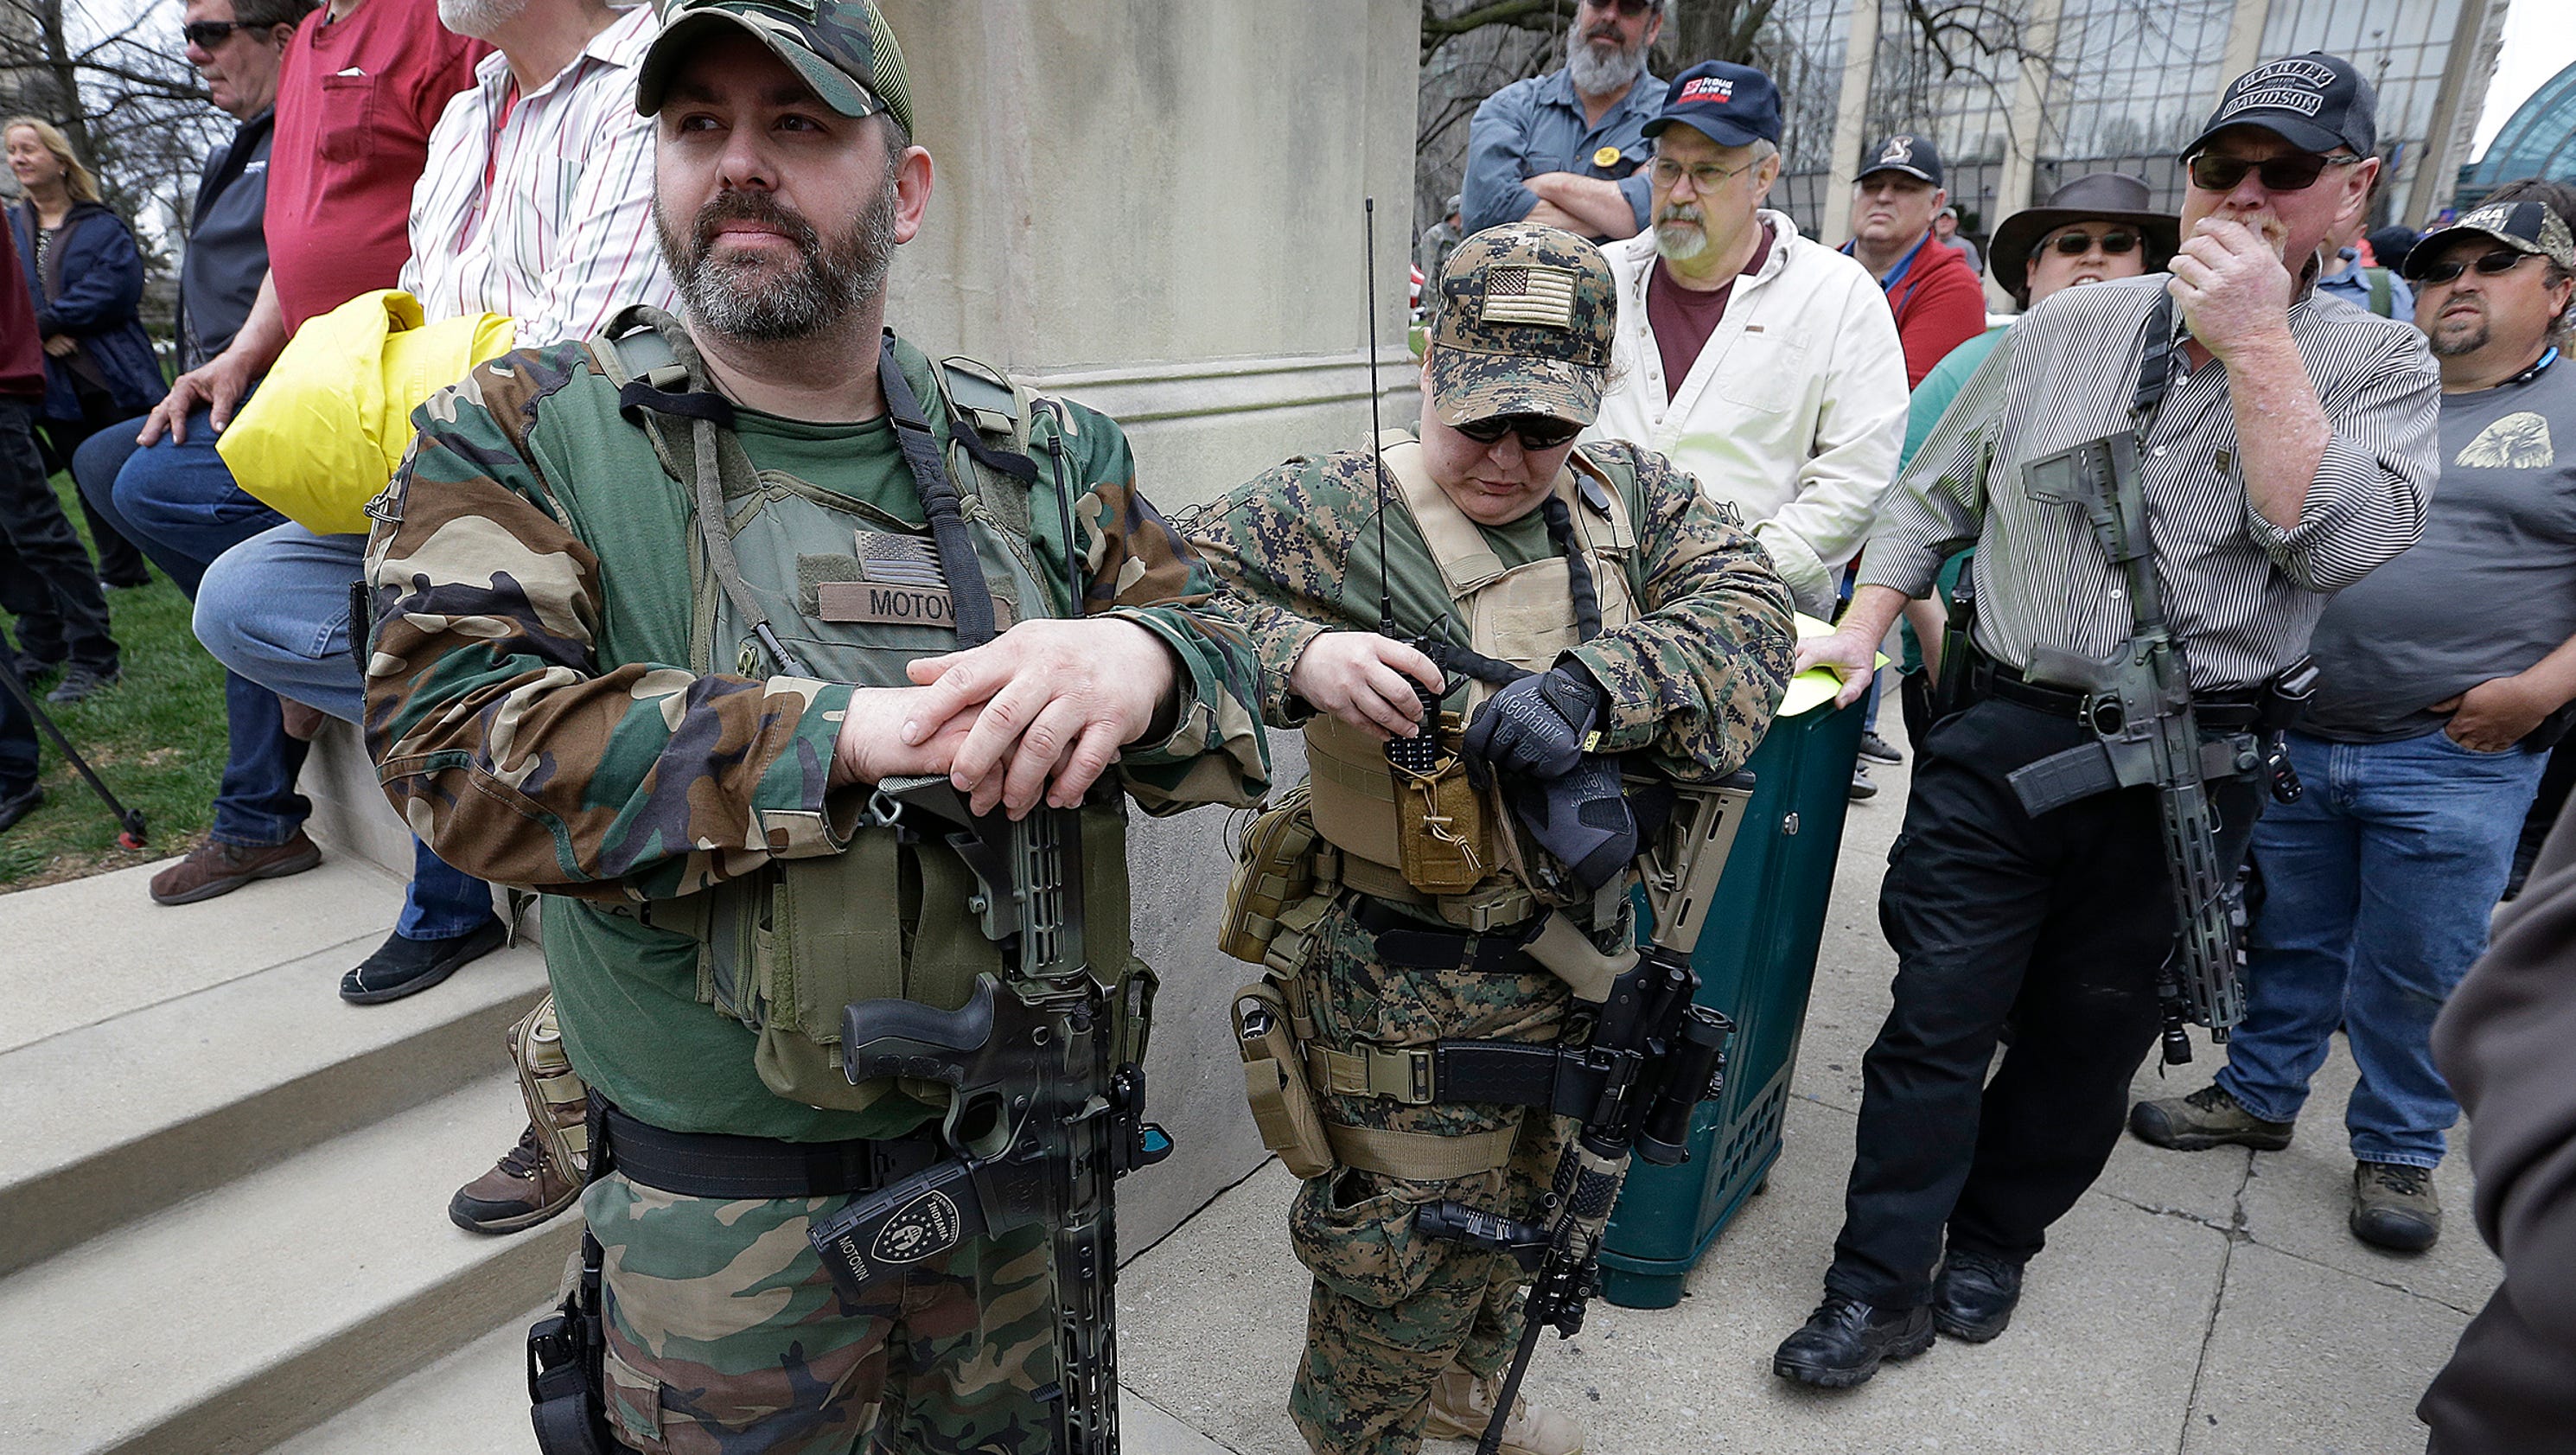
[1859, 133, 1942, 188]
[2184, 52, 2377, 160]
[1642, 61, 1782, 149]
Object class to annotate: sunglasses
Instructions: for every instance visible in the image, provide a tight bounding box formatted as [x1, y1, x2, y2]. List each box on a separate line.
[1580, 0, 1658, 14]
[2033, 229, 2141, 259]
[2184, 151, 2361, 193]
[2411, 248, 2536, 286]
[181, 19, 258, 46]
[1455, 414, 1585, 450]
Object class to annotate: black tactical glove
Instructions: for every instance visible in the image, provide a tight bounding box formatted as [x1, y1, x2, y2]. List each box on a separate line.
[1463, 663, 1602, 781]
[1506, 755, 1638, 892]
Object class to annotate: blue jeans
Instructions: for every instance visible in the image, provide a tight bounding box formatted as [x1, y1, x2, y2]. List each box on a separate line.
[73, 412, 312, 848]
[195, 520, 496, 940]
[2216, 727, 2547, 1167]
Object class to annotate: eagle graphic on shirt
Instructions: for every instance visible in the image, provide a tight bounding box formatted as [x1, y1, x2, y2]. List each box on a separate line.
[2455, 412, 2554, 469]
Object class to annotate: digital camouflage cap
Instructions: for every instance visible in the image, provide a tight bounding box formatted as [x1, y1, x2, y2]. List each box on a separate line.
[1426, 224, 1617, 427]
[634, 0, 914, 137]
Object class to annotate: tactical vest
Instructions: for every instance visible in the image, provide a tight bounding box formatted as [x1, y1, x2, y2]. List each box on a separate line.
[1303, 433, 1639, 925]
[577, 307, 1143, 1113]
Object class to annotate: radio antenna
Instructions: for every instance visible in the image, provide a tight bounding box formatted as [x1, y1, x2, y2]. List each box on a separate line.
[1365, 197, 1393, 637]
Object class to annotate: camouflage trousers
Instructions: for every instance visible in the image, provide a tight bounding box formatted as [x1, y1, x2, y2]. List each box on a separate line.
[1285, 899, 1576, 1455]
[584, 1171, 1057, 1455]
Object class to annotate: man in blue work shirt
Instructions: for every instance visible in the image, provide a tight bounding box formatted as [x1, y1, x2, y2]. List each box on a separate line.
[1460, 0, 1664, 243]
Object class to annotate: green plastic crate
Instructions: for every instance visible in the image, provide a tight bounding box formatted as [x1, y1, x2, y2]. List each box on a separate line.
[1598, 691, 1868, 1309]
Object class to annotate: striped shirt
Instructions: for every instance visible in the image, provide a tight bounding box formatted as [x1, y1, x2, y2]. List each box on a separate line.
[399, 3, 674, 348]
[1858, 276, 2439, 692]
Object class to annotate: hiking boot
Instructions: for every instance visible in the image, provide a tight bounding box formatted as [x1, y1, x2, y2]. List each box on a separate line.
[1858, 731, 1903, 765]
[1932, 1249, 2024, 1343]
[341, 918, 507, 1005]
[1849, 764, 1879, 801]
[1423, 1367, 1583, 1453]
[1773, 1293, 1935, 1388]
[450, 1123, 580, 1235]
[46, 663, 118, 705]
[149, 831, 324, 905]
[2127, 1083, 2295, 1152]
[2350, 1161, 2440, 1253]
[0, 782, 40, 833]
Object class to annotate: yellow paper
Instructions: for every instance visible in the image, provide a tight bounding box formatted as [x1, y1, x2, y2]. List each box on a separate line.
[1782, 612, 1888, 718]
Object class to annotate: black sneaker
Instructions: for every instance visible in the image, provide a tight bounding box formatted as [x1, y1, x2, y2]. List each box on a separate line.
[2350, 1161, 2440, 1253]
[0, 782, 40, 833]
[46, 663, 119, 705]
[1773, 1293, 1935, 1388]
[341, 918, 507, 1005]
[1932, 1249, 2024, 1342]
[1849, 764, 1879, 801]
[1858, 731, 1903, 765]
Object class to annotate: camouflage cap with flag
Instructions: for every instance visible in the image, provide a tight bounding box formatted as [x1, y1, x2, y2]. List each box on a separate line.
[635, 0, 913, 137]
[1426, 223, 1617, 427]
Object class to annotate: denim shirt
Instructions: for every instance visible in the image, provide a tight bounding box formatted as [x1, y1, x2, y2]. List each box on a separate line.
[1461, 66, 1664, 239]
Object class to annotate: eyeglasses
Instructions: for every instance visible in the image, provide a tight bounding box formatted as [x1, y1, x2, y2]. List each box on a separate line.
[2411, 248, 2536, 286]
[2032, 229, 2141, 259]
[1648, 156, 1757, 192]
[1455, 414, 1585, 450]
[2184, 151, 2361, 193]
[1580, 0, 1658, 14]
[182, 19, 246, 46]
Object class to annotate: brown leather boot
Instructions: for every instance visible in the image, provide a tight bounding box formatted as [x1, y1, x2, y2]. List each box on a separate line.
[149, 831, 324, 905]
[450, 1123, 580, 1235]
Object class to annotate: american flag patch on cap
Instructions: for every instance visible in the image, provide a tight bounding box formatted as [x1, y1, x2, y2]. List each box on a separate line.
[1480, 265, 1578, 329]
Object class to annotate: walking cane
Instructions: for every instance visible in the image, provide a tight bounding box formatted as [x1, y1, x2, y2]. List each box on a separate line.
[0, 654, 147, 847]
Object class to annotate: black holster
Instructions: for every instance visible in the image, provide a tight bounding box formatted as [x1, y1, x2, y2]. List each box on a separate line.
[1929, 557, 1980, 722]
[529, 1096, 614, 1455]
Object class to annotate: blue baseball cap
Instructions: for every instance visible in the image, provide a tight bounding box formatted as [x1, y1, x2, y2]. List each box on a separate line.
[1641, 61, 1781, 149]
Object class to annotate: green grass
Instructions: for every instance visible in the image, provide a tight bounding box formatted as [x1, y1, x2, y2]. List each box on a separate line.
[1, 470, 226, 890]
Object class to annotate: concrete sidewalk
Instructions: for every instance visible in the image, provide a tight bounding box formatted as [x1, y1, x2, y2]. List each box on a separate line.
[1117, 738, 2497, 1455]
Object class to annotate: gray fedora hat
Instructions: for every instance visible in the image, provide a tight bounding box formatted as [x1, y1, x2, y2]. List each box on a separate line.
[1988, 172, 2180, 299]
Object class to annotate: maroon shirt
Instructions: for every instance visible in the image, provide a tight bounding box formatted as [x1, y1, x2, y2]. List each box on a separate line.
[0, 222, 46, 400]
[265, 0, 486, 335]
[1645, 221, 1775, 402]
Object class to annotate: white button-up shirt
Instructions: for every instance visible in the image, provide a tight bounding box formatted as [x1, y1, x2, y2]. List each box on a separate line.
[399, 3, 674, 348]
[1586, 210, 1910, 614]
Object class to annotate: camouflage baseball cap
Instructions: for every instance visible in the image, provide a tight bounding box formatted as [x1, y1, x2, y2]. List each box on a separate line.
[1426, 224, 1617, 427]
[634, 0, 913, 137]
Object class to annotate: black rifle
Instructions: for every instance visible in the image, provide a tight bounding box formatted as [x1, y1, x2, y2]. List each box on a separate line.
[1417, 782, 1746, 1455]
[2007, 432, 2246, 1063]
[807, 775, 1167, 1455]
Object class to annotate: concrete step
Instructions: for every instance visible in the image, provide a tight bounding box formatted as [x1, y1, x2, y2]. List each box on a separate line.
[0, 922, 546, 1277]
[271, 1303, 1230, 1455]
[0, 1074, 579, 1455]
[0, 853, 409, 1056]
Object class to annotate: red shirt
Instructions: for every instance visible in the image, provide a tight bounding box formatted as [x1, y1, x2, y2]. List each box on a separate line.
[1645, 222, 1776, 402]
[265, 0, 487, 336]
[1881, 237, 1987, 387]
[0, 223, 43, 400]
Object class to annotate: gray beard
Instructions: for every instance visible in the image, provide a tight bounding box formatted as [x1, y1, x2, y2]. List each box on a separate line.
[1565, 21, 1648, 98]
[657, 177, 900, 345]
[2428, 318, 2490, 358]
[1654, 217, 1707, 263]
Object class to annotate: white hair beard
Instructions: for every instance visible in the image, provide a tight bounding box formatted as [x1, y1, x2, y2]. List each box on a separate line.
[1565, 17, 1648, 97]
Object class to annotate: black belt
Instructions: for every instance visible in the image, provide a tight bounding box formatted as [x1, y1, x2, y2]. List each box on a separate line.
[1351, 897, 1547, 973]
[595, 1100, 946, 1200]
[1971, 649, 2260, 730]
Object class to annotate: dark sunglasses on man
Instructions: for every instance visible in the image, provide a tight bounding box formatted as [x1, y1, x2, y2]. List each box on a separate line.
[2184, 151, 2362, 194]
[2032, 229, 2140, 260]
[2410, 249, 2537, 286]
[1455, 414, 1586, 450]
[182, 19, 251, 46]
[1581, 0, 1658, 15]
